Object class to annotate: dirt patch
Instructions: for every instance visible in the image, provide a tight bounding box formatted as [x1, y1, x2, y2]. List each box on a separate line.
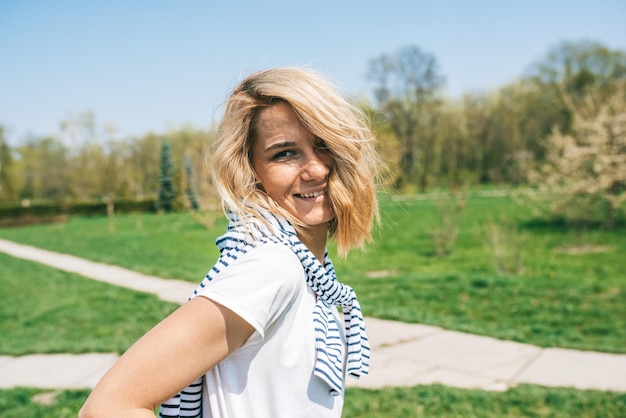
[32, 391, 59, 406]
[599, 287, 621, 299]
[554, 245, 611, 254]
[365, 270, 398, 279]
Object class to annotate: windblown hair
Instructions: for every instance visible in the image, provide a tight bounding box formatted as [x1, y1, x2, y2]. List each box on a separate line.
[212, 67, 381, 257]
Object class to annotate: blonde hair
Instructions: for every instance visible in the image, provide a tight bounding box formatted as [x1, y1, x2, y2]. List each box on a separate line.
[212, 67, 381, 256]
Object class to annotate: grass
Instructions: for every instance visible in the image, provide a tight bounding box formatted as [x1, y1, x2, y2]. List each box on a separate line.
[0, 212, 222, 282]
[331, 195, 626, 353]
[343, 385, 626, 418]
[0, 252, 178, 355]
[0, 388, 89, 418]
[0, 194, 624, 353]
[0, 192, 624, 417]
[1, 385, 624, 418]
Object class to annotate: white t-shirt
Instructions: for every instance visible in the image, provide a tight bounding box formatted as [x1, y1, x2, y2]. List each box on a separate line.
[195, 243, 345, 418]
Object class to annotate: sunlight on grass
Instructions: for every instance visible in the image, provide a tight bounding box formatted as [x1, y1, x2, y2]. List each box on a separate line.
[1, 385, 624, 418]
[0, 195, 624, 352]
[0, 253, 178, 355]
[343, 384, 626, 417]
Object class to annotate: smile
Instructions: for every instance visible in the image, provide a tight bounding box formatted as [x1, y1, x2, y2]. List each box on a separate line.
[295, 189, 327, 198]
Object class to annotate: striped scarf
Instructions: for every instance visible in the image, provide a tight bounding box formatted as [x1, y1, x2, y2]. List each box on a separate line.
[159, 210, 370, 417]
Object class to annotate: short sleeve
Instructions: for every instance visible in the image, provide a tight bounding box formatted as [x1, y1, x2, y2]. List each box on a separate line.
[194, 243, 305, 343]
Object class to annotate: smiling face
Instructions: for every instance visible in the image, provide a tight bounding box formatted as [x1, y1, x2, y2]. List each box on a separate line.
[251, 102, 335, 231]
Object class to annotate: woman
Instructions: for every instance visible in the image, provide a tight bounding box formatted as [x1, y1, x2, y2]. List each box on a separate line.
[79, 67, 381, 418]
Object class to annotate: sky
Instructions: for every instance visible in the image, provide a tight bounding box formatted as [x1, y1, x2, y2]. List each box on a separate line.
[1, 0, 625, 145]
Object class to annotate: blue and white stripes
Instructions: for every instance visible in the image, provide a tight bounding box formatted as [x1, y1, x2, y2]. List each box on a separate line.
[159, 377, 203, 417]
[159, 210, 370, 417]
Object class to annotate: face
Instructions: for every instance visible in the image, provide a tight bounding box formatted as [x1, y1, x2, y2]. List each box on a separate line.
[251, 102, 335, 230]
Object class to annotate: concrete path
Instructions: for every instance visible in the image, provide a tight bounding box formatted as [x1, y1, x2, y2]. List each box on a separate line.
[1, 238, 625, 393]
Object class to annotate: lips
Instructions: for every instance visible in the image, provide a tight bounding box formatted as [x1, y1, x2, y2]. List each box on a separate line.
[295, 189, 327, 198]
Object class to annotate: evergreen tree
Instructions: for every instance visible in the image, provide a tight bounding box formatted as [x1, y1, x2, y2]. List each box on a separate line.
[158, 140, 175, 212]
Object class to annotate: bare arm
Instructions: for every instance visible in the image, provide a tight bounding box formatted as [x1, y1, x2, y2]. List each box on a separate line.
[79, 296, 255, 418]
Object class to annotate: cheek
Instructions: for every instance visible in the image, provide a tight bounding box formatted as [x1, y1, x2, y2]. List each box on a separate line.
[321, 153, 335, 170]
[258, 167, 293, 200]
[314, 147, 335, 168]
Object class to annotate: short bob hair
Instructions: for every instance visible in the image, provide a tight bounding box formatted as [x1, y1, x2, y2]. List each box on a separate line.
[212, 67, 380, 257]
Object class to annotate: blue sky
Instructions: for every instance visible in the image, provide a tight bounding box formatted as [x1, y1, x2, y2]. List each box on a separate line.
[1, 0, 625, 144]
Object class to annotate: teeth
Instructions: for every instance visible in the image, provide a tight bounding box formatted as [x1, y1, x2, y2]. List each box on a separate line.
[299, 190, 325, 198]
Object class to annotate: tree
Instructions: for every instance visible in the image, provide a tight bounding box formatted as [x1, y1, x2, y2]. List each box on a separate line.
[128, 133, 161, 199]
[360, 104, 402, 188]
[477, 83, 535, 184]
[0, 126, 18, 202]
[526, 83, 626, 227]
[434, 102, 470, 187]
[184, 157, 200, 210]
[163, 125, 218, 211]
[525, 40, 626, 135]
[15, 136, 71, 202]
[158, 140, 176, 212]
[367, 45, 445, 189]
[60, 111, 111, 200]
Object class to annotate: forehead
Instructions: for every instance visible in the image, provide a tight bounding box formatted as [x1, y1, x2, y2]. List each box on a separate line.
[255, 102, 310, 137]
[249, 101, 337, 166]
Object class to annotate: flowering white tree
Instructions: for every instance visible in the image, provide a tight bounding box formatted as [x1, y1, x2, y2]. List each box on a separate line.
[527, 84, 626, 227]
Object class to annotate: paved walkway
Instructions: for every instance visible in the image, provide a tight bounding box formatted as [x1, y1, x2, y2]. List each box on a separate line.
[1, 238, 625, 393]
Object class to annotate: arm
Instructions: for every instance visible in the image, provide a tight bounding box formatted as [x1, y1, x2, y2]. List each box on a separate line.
[79, 296, 255, 418]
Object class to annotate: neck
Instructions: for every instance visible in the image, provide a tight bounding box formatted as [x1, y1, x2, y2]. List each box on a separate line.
[299, 224, 329, 263]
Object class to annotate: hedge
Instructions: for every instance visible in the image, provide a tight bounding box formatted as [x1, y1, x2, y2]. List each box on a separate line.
[0, 199, 158, 223]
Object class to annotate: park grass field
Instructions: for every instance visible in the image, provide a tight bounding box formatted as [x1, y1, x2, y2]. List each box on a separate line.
[1, 193, 624, 353]
[0, 252, 178, 355]
[0, 192, 625, 417]
[1, 385, 625, 417]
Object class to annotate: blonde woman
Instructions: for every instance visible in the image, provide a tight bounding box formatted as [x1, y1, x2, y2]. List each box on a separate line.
[80, 67, 381, 418]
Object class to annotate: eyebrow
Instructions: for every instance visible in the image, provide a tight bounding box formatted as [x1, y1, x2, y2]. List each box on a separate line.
[263, 141, 297, 153]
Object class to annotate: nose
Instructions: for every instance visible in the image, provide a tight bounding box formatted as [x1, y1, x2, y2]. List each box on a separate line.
[301, 149, 331, 181]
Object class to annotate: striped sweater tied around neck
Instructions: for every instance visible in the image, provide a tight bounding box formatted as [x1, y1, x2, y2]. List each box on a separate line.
[159, 210, 370, 417]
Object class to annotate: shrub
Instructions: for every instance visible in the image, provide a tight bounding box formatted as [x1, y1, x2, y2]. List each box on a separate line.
[0, 199, 158, 226]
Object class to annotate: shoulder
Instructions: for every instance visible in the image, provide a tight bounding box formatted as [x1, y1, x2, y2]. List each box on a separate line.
[206, 241, 305, 297]
[246, 242, 301, 266]
[195, 242, 307, 337]
[238, 242, 303, 280]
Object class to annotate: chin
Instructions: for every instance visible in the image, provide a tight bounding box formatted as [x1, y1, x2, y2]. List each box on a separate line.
[302, 214, 335, 227]
[290, 205, 334, 227]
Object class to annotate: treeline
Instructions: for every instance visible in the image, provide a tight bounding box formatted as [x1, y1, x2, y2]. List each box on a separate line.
[0, 122, 216, 209]
[368, 40, 626, 191]
[0, 39, 625, 224]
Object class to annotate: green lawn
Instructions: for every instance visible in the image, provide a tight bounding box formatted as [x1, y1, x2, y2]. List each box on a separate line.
[1, 385, 624, 418]
[0, 194, 624, 353]
[0, 252, 178, 355]
[344, 385, 626, 418]
[0, 212, 222, 282]
[0, 193, 624, 417]
[0, 388, 90, 418]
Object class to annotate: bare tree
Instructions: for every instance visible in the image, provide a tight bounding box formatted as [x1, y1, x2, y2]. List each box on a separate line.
[368, 46, 445, 189]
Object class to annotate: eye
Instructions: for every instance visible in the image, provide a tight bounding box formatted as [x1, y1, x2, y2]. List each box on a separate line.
[272, 149, 296, 160]
[314, 139, 330, 152]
